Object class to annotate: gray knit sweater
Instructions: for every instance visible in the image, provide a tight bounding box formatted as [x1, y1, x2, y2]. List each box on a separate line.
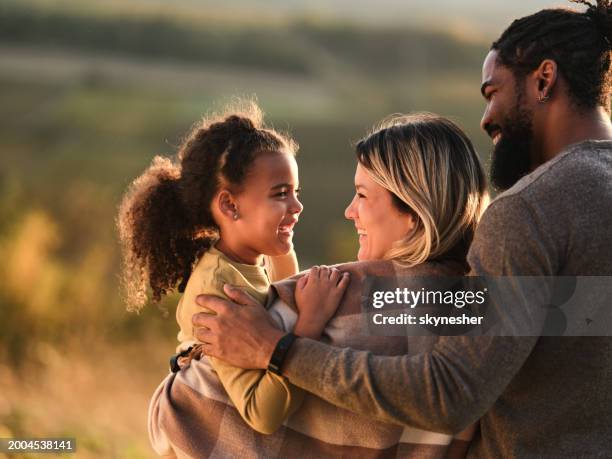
[283, 140, 612, 458]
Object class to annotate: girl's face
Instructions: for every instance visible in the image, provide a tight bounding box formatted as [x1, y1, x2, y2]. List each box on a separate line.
[344, 163, 415, 261]
[228, 151, 303, 263]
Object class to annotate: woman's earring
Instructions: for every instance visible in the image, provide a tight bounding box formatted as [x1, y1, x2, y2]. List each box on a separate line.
[233, 212, 239, 220]
[538, 93, 550, 103]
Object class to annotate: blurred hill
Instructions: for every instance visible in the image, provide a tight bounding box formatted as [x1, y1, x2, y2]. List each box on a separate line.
[0, 0, 494, 272]
[0, 0, 565, 35]
[0, 1, 486, 75]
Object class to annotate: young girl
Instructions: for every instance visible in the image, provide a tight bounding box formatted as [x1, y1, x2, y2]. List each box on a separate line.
[117, 101, 349, 440]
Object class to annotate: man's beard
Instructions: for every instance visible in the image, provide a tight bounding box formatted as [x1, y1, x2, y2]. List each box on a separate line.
[490, 103, 534, 191]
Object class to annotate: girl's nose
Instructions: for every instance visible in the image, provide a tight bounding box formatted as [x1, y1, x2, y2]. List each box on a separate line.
[290, 195, 303, 215]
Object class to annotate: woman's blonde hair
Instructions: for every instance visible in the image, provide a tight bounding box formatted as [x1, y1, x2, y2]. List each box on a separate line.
[355, 113, 489, 267]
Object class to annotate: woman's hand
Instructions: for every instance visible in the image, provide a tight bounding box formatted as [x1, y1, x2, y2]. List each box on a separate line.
[294, 266, 350, 339]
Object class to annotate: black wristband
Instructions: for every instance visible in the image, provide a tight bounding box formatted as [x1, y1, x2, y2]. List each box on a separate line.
[268, 332, 298, 375]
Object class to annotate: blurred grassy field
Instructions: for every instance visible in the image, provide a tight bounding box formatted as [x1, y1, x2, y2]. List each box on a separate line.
[0, 0, 495, 456]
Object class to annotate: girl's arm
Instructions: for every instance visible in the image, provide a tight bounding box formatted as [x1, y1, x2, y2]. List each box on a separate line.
[210, 353, 304, 434]
[198, 268, 304, 435]
[197, 259, 347, 434]
[264, 250, 299, 282]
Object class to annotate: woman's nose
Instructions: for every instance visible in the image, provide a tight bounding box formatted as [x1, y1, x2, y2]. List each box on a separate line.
[344, 195, 357, 220]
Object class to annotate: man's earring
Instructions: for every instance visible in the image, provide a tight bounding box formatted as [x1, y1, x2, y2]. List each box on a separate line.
[538, 92, 550, 103]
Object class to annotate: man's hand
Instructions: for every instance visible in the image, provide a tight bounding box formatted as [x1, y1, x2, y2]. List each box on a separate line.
[193, 285, 285, 369]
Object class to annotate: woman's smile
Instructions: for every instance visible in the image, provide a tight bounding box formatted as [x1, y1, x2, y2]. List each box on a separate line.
[356, 228, 367, 242]
[345, 164, 415, 261]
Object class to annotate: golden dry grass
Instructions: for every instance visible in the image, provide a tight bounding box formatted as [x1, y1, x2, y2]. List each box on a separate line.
[0, 337, 173, 458]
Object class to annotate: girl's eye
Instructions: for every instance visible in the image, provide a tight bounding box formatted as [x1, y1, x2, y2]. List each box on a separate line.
[275, 187, 300, 198]
[274, 190, 289, 198]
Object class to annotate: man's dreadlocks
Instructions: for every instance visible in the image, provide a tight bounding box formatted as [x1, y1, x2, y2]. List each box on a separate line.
[492, 0, 612, 111]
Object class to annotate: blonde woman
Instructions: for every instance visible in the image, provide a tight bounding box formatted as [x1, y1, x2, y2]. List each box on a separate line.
[151, 113, 489, 458]
[345, 113, 486, 266]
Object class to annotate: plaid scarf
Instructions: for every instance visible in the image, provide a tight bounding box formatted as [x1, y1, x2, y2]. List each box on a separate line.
[148, 259, 474, 458]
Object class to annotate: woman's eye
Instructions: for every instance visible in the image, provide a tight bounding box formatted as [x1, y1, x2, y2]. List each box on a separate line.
[357, 193, 365, 199]
[295, 187, 302, 196]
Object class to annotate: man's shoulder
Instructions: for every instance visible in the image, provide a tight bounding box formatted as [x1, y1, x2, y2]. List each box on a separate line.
[470, 140, 612, 275]
[493, 140, 612, 207]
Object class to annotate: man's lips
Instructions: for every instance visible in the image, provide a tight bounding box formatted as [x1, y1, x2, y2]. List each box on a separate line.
[487, 126, 502, 145]
[492, 132, 502, 145]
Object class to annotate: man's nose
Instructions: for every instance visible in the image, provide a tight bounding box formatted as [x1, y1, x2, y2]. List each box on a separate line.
[480, 106, 491, 133]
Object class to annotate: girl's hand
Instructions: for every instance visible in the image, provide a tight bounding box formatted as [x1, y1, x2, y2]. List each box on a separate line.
[294, 266, 350, 339]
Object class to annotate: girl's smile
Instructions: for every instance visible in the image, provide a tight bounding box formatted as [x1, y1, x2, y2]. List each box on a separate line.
[215, 151, 303, 265]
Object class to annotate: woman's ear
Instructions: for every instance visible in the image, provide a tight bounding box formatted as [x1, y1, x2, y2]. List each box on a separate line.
[214, 189, 239, 222]
[403, 211, 417, 236]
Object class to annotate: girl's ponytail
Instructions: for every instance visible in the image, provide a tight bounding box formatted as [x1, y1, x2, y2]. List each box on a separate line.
[117, 156, 212, 312]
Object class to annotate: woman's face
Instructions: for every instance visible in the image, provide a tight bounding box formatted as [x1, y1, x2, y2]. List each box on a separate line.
[345, 163, 415, 261]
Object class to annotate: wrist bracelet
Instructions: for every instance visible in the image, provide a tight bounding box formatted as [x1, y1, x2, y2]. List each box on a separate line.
[268, 332, 297, 375]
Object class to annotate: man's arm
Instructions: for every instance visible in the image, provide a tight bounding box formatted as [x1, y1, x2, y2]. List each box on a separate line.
[195, 286, 537, 433]
[194, 194, 552, 433]
[281, 335, 537, 433]
[281, 195, 552, 432]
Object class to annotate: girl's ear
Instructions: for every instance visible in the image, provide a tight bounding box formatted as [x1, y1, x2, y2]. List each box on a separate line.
[215, 189, 239, 221]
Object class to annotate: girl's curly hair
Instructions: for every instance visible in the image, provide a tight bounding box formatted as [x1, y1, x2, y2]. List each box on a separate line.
[117, 100, 297, 311]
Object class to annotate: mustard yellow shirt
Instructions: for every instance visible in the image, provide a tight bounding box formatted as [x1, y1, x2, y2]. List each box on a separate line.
[175, 245, 304, 434]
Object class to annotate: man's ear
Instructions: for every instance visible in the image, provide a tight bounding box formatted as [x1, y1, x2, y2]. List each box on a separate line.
[214, 189, 239, 221]
[533, 59, 558, 102]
